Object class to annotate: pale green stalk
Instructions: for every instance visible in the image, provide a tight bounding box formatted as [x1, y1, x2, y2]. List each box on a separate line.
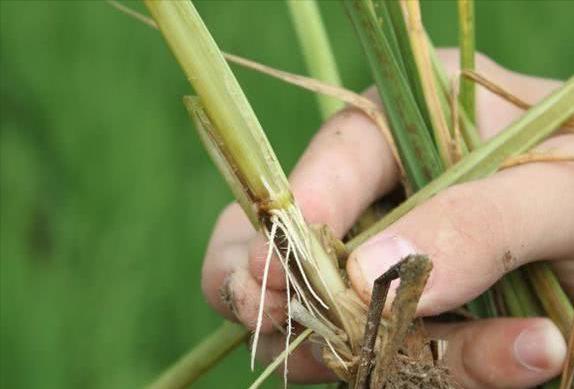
[458, 0, 476, 124]
[145, 0, 290, 213]
[185, 96, 258, 225]
[505, 271, 543, 317]
[499, 278, 526, 317]
[141, 3, 573, 387]
[247, 329, 312, 389]
[145, 1, 348, 309]
[148, 321, 248, 389]
[348, 77, 574, 250]
[287, 0, 344, 118]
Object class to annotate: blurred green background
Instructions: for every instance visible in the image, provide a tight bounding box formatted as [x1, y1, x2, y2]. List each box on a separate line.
[1, 0, 572, 388]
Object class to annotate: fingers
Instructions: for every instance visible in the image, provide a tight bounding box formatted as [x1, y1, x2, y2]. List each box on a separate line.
[347, 134, 574, 315]
[428, 318, 567, 388]
[201, 204, 287, 332]
[203, 48, 570, 343]
[255, 317, 568, 386]
[203, 100, 400, 329]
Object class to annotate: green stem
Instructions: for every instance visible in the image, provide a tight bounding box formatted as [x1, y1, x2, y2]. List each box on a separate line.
[147, 321, 248, 389]
[382, 0, 432, 132]
[345, 0, 444, 190]
[348, 76, 574, 250]
[145, 0, 291, 212]
[500, 277, 526, 317]
[457, 0, 476, 124]
[146, 3, 363, 387]
[506, 270, 544, 317]
[287, 0, 344, 118]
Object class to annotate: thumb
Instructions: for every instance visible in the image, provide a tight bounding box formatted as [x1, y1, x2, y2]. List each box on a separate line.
[346, 148, 574, 315]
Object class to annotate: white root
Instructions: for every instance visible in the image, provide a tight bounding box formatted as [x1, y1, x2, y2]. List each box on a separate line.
[283, 243, 292, 388]
[250, 206, 352, 382]
[250, 218, 279, 371]
[272, 209, 329, 309]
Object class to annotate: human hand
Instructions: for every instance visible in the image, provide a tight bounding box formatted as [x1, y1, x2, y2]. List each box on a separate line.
[201, 48, 573, 388]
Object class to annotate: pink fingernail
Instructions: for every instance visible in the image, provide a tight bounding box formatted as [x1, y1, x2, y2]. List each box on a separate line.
[354, 235, 419, 293]
[514, 321, 566, 372]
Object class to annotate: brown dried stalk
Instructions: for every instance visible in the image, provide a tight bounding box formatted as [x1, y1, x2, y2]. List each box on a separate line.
[353, 255, 451, 389]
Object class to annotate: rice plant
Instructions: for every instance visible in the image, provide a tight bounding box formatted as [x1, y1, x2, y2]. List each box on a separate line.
[127, 1, 573, 388]
[1, 0, 572, 388]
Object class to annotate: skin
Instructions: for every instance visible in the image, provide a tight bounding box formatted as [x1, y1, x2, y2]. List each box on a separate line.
[201, 49, 573, 387]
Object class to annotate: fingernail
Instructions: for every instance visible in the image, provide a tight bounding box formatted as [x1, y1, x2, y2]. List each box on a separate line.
[354, 235, 418, 291]
[513, 321, 567, 372]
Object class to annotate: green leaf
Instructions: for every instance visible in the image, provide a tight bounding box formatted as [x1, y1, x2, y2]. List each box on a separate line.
[344, 0, 444, 190]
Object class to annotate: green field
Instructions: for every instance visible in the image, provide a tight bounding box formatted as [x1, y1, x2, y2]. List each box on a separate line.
[1, 1, 572, 388]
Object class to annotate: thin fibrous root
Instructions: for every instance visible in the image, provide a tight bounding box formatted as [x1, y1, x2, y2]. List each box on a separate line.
[282, 244, 292, 389]
[271, 208, 329, 309]
[252, 207, 343, 377]
[251, 217, 279, 371]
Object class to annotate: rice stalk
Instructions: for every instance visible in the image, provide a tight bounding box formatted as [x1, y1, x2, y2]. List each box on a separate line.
[457, 0, 476, 124]
[145, 0, 369, 384]
[526, 263, 574, 337]
[402, 0, 455, 166]
[505, 270, 544, 317]
[147, 321, 247, 389]
[120, 2, 573, 387]
[428, 38, 481, 150]
[344, 0, 444, 191]
[106, 0, 404, 179]
[560, 322, 574, 389]
[286, 0, 344, 118]
[247, 328, 313, 389]
[375, 0, 433, 132]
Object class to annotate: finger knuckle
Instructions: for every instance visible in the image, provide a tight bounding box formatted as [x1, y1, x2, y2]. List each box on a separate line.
[431, 184, 508, 266]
